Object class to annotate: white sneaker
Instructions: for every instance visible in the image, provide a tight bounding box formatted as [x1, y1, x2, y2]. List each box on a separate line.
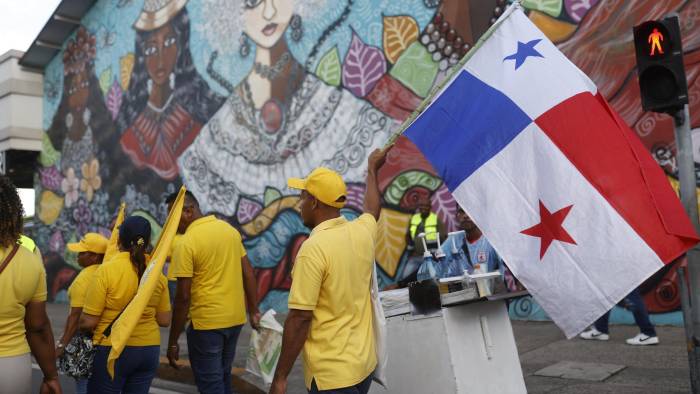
[626, 333, 659, 346]
[579, 328, 609, 341]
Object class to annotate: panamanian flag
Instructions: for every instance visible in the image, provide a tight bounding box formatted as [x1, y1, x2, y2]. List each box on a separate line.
[403, 5, 699, 337]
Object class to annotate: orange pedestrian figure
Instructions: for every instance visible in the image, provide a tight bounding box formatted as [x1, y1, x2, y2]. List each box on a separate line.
[648, 28, 664, 56]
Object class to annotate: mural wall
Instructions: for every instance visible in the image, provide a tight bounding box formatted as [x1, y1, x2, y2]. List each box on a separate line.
[33, 0, 699, 323]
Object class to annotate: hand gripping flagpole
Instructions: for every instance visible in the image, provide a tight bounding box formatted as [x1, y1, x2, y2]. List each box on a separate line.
[384, 1, 522, 148]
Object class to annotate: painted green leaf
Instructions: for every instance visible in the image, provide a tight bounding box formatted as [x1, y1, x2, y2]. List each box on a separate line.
[384, 170, 442, 205]
[264, 187, 282, 207]
[389, 41, 438, 98]
[316, 46, 342, 87]
[99, 67, 113, 96]
[39, 132, 60, 167]
[521, 0, 562, 18]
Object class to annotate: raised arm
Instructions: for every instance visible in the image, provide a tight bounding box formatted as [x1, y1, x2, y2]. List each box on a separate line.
[363, 147, 391, 221]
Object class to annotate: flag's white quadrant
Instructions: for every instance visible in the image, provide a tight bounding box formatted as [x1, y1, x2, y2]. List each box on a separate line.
[452, 123, 664, 337]
[465, 10, 597, 120]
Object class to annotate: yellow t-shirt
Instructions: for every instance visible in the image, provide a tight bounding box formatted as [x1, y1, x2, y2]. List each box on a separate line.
[67, 264, 99, 308]
[288, 214, 377, 391]
[171, 215, 247, 330]
[0, 244, 47, 357]
[83, 252, 170, 346]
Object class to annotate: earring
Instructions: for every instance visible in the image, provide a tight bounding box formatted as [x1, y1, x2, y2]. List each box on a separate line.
[65, 112, 73, 129]
[82, 108, 91, 126]
[147, 79, 153, 94]
[169, 73, 175, 90]
[290, 14, 303, 42]
[239, 33, 251, 58]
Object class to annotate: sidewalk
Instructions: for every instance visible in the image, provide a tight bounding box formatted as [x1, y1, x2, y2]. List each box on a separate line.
[47, 303, 690, 393]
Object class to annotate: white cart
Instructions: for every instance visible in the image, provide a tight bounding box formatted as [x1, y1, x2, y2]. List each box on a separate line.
[370, 291, 528, 394]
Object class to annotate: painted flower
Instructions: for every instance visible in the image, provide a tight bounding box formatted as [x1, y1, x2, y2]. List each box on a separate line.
[80, 158, 102, 202]
[40, 166, 63, 191]
[60, 168, 80, 208]
[49, 230, 65, 253]
[72, 198, 92, 236]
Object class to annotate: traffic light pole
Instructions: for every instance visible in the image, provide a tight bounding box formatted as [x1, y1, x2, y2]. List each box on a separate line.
[673, 104, 700, 394]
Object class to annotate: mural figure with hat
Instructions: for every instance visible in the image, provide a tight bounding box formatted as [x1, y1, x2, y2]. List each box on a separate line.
[117, 0, 224, 181]
[178, 0, 396, 215]
[56, 233, 108, 394]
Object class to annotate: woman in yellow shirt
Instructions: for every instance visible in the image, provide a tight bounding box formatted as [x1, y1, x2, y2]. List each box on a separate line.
[80, 216, 171, 393]
[0, 176, 61, 394]
[56, 232, 108, 394]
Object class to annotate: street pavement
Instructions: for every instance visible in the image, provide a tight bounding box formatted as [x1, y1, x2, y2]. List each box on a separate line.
[40, 303, 690, 393]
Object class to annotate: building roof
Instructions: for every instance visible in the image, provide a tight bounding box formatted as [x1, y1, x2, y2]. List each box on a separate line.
[19, 0, 96, 72]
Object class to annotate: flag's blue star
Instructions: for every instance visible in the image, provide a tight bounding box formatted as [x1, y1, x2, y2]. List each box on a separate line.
[503, 39, 544, 70]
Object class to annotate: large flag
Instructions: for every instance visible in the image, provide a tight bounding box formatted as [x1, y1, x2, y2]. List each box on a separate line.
[103, 202, 125, 263]
[106, 187, 186, 377]
[402, 5, 698, 337]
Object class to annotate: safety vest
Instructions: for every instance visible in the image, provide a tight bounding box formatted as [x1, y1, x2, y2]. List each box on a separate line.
[410, 213, 438, 242]
[19, 234, 36, 253]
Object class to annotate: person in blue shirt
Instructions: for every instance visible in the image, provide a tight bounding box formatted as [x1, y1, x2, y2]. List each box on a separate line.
[456, 206, 503, 275]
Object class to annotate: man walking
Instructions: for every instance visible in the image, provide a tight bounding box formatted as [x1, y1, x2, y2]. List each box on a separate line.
[269, 148, 389, 394]
[166, 191, 260, 394]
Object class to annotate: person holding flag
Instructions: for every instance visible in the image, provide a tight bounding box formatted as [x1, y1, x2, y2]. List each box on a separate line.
[80, 216, 171, 392]
[166, 190, 260, 394]
[56, 232, 108, 393]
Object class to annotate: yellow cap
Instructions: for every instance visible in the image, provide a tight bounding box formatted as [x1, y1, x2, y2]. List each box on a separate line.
[288, 167, 347, 209]
[67, 233, 109, 254]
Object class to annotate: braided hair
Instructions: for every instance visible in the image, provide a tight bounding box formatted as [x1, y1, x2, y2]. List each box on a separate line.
[0, 176, 24, 248]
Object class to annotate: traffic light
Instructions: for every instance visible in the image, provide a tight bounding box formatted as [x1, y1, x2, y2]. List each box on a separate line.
[633, 16, 688, 113]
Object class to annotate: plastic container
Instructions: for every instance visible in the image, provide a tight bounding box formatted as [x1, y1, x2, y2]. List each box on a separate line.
[416, 233, 438, 281]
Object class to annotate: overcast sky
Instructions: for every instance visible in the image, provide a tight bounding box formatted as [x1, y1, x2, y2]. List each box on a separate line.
[0, 0, 62, 54]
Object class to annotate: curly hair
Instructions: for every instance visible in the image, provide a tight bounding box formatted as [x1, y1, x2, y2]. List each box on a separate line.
[0, 176, 24, 248]
[117, 7, 224, 134]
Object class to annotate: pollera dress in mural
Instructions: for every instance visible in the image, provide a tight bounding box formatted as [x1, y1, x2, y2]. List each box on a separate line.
[120, 99, 201, 180]
[178, 73, 396, 216]
[61, 127, 96, 175]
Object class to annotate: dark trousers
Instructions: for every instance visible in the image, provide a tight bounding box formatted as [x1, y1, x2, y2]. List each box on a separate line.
[187, 324, 243, 394]
[309, 374, 373, 394]
[87, 345, 159, 394]
[594, 288, 656, 337]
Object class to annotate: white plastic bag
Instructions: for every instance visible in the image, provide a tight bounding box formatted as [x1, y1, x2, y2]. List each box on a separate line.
[371, 263, 388, 388]
[245, 309, 284, 385]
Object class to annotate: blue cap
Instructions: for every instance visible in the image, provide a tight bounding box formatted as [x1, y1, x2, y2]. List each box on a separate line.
[119, 216, 151, 247]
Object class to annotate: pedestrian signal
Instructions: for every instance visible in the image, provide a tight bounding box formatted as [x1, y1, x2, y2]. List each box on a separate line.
[633, 17, 688, 113]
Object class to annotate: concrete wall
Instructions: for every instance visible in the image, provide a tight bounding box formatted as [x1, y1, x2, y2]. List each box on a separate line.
[0, 50, 43, 152]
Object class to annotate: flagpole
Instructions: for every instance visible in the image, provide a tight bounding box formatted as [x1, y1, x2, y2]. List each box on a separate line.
[384, 1, 522, 147]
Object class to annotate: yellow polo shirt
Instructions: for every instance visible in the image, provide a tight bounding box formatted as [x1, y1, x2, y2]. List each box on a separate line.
[171, 215, 247, 330]
[83, 252, 170, 346]
[0, 244, 47, 357]
[288, 214, 377, 390]
[67, 264, 99, 308]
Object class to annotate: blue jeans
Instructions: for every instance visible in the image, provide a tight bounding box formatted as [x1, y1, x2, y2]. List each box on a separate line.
[168, 280, 177, 307]
[187, 324, 243, 394]
[309, 374, 373, 394]
[75, 377, 88, 394]
[594, 288, 657, 337]
[87, 345, 160, 394]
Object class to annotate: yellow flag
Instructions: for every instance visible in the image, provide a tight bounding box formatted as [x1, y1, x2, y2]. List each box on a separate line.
[104, 203, 125, 263]
[106, 187, 185, 378]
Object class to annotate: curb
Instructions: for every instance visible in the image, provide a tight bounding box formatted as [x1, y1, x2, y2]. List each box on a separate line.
[156, 357, 265, 394]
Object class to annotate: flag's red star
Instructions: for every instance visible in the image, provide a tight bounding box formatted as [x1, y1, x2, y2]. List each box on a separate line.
[521, 200, 577, 259]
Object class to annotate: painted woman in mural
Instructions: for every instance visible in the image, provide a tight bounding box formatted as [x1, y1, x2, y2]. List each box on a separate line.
[178, 0, 396, 215]
[117, 0, 224, 181]
[48, 27, 115, 182]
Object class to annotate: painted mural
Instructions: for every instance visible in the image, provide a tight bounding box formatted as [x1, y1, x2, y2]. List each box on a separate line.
[33, 0, 699, 324]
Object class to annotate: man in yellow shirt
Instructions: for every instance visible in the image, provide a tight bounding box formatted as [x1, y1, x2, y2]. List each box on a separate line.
[166, 191, 260, 394]
[56, 232, 108, 394]
[269, 147, 389, 394]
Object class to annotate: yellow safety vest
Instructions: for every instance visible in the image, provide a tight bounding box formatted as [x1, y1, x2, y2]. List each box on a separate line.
[410, 213, 438, 242]
[19, 234, 36, 253]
